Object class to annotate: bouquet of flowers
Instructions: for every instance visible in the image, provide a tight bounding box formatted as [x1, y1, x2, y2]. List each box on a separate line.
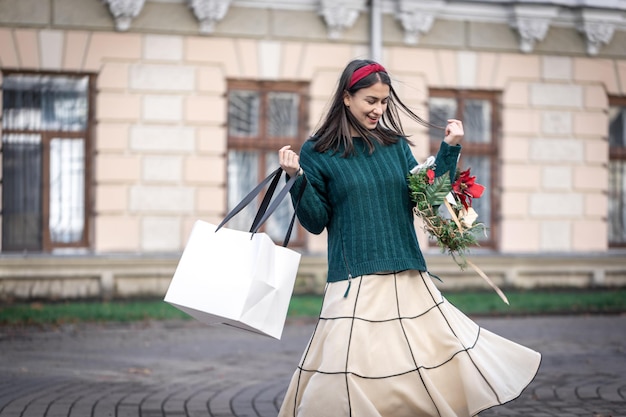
[409, 158, 509, 304]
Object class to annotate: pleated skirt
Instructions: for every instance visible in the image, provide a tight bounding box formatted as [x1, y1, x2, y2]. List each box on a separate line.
[278, 270, 541, 417]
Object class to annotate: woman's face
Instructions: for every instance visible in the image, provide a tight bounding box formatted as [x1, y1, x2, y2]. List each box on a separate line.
[343, 81, 390, 135]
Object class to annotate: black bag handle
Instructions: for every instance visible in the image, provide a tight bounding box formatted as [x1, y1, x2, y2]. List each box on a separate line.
[251, 174, 307, 247]
[249, 168, 283, 233]
[216, 167, 282, 232]
[283, 175, 306, 247]
[216, 167, 306, 247]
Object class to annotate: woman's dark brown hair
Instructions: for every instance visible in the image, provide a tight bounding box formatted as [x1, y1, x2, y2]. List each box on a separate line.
[312, 59, 432, 156]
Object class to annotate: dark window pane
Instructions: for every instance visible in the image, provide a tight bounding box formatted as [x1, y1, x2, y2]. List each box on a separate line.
[1, 134, 43, 251]
[268, 92, 299, 137]
[464, 99, 491, 143]
[227, 150, 260, 232]
[462, 155, 491, 241]
[2, 75, 88, 131]
[228, 90, 259, 137]
[609, 106, 626, 148]
[428, 97, 456, 140]
[609, 103, 626, 245]
[49, 138, 85, 243]
[609, 160, 626, 244]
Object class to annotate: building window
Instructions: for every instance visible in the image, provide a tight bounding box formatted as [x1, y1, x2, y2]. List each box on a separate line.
[428, 90, 500, 249]
[609, 97, 626, 247]
[1, 73, 94, 252]
[226, 81, 308, 245]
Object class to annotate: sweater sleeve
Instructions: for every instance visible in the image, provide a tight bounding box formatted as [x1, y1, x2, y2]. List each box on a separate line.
[434, 141, 461, 182]
[288, 141, 332, 235]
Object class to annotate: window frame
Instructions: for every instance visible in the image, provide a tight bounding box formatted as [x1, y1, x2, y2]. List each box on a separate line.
[1, 70, 96, 252]
[608, 96, 626, 248]
[226, 79, 309, 247]
[428, 89, 501, 251]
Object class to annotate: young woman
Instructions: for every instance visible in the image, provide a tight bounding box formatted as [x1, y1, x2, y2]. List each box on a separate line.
[277, 59, 541, 417]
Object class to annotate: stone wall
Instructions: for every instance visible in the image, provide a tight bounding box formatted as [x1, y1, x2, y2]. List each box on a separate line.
[1, 27, 625, 253]
[1, 0, 625, 295]
[0, 254, 624, 302]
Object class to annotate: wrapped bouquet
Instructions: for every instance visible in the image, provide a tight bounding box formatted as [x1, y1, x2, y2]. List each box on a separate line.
[408, 158, 509, 304]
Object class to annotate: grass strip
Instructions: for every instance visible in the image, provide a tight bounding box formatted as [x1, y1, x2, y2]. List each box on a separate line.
[290, 288, 626, 317]
[0, 289, 624, 326]
[446, 288, 626, 315]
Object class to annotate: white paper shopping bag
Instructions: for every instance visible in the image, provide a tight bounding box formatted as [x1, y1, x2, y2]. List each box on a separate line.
[164, 168, 306, 339]
[165, 220, 301, 339]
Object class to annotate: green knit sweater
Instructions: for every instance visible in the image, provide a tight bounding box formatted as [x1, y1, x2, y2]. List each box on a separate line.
[290, 137, 461, 282]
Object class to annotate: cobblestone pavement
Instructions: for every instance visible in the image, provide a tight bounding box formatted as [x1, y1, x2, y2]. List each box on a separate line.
[0, 314, 624, 417]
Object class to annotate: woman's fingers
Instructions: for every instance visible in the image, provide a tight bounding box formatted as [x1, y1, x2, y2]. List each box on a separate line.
[444, 119, 464, 145]
[445, 119, 463, 134]
[278, 145, 300, 177]
[279, 145, 298, 165]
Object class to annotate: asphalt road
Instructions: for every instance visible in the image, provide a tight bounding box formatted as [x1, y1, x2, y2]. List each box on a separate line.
[0, 314, 624, 417]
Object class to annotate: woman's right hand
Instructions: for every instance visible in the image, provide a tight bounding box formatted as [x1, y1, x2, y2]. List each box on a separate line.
[444, 119, 464, 146]
[279, 145, 301, 177]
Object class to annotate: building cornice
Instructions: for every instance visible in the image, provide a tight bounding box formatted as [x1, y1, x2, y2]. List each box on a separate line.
[188, 0, 232, 34]
[577, 7, 622, 55]
[137, 0, 626, 54]
[394, 0, 445, 45]
[103, 0, 146, 31]
[319, 0, 367, 39]
[509, 4, 560, 53]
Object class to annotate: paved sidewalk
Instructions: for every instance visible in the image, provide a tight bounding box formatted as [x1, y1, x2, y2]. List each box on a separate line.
[0, 314, 624, 417]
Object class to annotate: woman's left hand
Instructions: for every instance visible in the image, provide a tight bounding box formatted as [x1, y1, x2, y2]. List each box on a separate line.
[444, 119, 464, 146]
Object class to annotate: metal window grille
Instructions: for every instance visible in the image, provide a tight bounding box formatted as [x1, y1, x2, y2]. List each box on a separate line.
[226, 81, 308, 245]
[1, 73, 92, 252]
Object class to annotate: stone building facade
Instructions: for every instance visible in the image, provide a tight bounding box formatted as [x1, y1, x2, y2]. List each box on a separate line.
[0, 0, 625, 299]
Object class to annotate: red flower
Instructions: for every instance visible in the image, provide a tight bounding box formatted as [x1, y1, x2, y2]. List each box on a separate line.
[426, 169, 435, 185]
[452, 168, 485, 209]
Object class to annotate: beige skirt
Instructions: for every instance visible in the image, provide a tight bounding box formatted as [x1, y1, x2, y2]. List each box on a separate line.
[278, 270, 541, 417]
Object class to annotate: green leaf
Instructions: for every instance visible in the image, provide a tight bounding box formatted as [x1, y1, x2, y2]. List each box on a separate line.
[424, 173, 451, 206]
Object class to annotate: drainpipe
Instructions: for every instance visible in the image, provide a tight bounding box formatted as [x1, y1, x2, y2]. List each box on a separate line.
[370, 0, 382, 62]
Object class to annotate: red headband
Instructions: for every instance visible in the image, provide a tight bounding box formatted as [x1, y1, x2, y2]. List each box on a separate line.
[348, 63, 387, 88]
